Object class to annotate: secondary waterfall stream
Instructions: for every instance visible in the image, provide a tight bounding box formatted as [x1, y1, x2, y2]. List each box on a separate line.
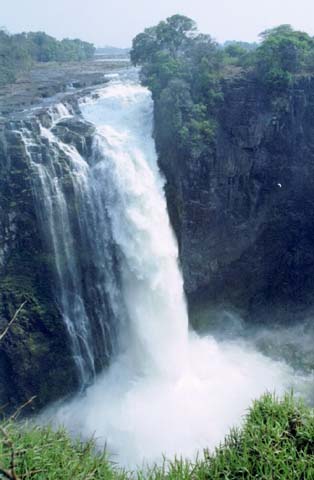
[31, 78, 302, 467]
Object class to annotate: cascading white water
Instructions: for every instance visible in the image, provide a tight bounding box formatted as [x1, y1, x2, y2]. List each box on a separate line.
[21, 115, 97, 385]
[51, 79, 302, 468]
[21, 102, 123, 387]
[82, 83, 189, 378]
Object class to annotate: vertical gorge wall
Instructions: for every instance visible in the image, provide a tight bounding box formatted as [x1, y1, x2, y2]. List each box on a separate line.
[156, 75, 314, 323]
[0, 115, 76, 409]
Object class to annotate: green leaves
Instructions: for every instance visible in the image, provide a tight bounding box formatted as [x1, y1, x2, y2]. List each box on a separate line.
[204, 393, 314, 479]
[0, 30, 95, 86]
[24, 32, 95, 63]
[130, 15, 196, 66]
[1, 394, 314, 478]
[255, 25, 314, 91]
[131, 15, 222, 161]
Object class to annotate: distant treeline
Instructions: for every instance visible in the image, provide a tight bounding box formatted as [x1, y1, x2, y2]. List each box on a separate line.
[0, 30, 95, 85]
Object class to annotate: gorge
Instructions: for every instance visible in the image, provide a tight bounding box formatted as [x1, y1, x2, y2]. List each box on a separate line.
[1, 19, 314, 469]
[0, 71, 311, 467]
[43, 77, 304, 468]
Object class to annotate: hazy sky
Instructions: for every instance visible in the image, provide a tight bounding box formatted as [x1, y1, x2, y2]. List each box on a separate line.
[2, 0, 314, 47]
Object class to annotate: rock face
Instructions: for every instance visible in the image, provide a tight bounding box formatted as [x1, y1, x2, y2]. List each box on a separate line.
[156, 75, 314, 323]
[0, 98, 119, 412]
[0, 58, 131, 412]
[0, 112, 77, 410]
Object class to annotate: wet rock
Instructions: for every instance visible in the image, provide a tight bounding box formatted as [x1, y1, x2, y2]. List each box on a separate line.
[52, 118, 95, 158]
[0, 95, 100, 412]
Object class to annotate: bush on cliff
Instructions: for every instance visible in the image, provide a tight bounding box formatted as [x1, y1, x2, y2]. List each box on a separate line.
[255, 25, 314, 91]
[1, 394, 314, 479]
[131, 15, 222, 159]
[131, 17, 314, 161]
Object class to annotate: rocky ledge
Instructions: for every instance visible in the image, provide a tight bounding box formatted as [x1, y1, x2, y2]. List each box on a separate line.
[0, 57, 130, 117]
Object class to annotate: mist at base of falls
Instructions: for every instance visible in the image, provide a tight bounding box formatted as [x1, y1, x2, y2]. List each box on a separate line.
[52, 331, 303, 468]
[41, 78, 311, 469]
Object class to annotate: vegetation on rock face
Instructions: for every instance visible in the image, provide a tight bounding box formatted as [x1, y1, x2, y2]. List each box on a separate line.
[131, 16, 314, 160]
[0, 29, 95, 85]
[130, 16, 314, 316]
[255, 25, 314, 91]
[131, 15, 222, 159]
[0, 394, 313, 479]
[131, 16, 314, 88]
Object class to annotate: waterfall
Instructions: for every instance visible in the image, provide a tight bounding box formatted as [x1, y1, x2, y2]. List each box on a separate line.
[81, 83, 189, 378]
[22, 84, 189, 386]
[48, 79, 297, 468]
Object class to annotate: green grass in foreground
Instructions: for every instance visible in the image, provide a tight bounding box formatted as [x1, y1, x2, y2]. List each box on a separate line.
[1, 393, 314, 479]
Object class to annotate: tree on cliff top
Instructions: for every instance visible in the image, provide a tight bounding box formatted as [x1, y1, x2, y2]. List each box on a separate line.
[130, 14, 224, 96]
[131, 14, 196, 65]
[255, 24, 314, 89]
[130, 15, 222, 155]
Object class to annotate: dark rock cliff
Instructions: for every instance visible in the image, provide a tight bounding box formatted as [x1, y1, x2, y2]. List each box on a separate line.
[156, 75, 314, 324]
[0, 112, 77, 410]
[0, 57, 129, 412]
[0, 106, 95, 410]
[0, 98, 116, 412]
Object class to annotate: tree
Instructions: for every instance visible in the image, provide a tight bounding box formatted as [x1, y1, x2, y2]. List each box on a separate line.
[131, 15, 222, 160]
[131, 14, 196, 65]
[255, 25, 314, 89]
[0, 30, 95, 85]
[130, 28, 159, 65]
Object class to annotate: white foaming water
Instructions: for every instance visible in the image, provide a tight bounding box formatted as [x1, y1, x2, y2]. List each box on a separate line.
[89, 83, 189, 377]
[22, 125, 96, 385]
[48, 102, 72, 123]
[22, 100, 122, 387]
[51, 81, 298, 468]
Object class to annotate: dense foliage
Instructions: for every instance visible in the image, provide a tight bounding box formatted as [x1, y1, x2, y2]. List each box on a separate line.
[131, 15, 223, 158]
[255, 25, 314, 91]
[0, 30, 95, 85]
[1, 394, 313, 478]
[131, 16, 314, 158]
